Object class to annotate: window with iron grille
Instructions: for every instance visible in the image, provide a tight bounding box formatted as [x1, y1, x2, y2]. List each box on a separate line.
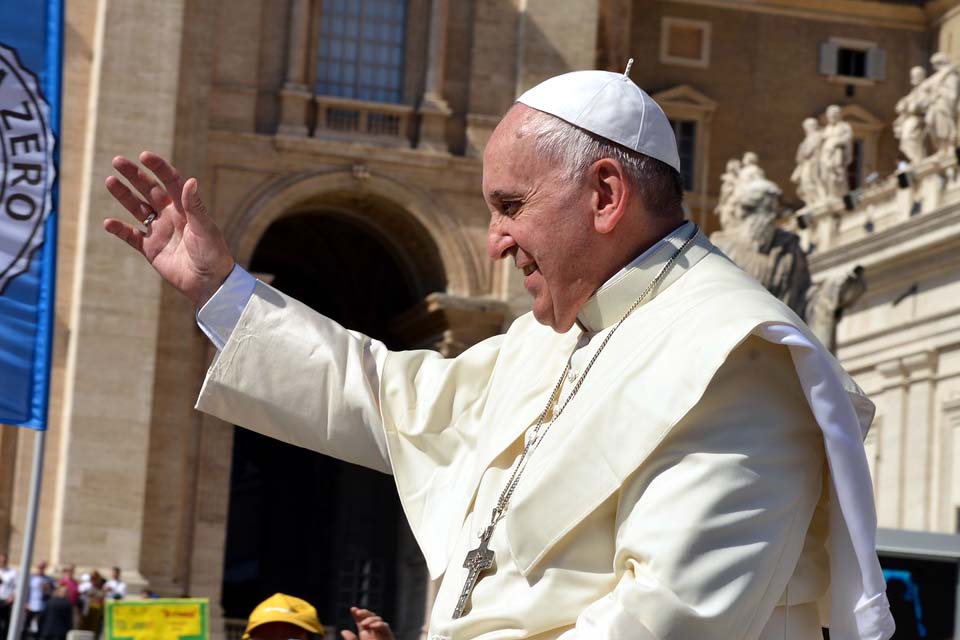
[669, 119, 696, 191]
[334, 557, 387, 631]
[316, 0, 408, 104]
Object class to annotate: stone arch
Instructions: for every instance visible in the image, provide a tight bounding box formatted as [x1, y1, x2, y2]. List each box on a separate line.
[224, 169, 482, 297]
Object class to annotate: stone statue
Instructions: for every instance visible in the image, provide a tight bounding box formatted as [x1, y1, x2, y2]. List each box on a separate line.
[737, 151, 766, 185]
[791, 118, 824, 206]
[819, 105, 854, 201]
[894, 66, 930, 164]
[710, 170, 865, 351]
[715, 158, 740, 229]
[805, 265, 866, 353]
[923, 52, 959, 157]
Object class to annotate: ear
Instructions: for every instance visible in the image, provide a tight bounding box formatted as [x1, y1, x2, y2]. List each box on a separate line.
[588, 158, 629, 234]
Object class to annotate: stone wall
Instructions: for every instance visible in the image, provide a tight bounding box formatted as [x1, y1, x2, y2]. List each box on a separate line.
[629, 0, 928, 210]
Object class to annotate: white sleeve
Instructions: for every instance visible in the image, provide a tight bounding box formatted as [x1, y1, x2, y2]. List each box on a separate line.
[196, 265, 258, 350]
[196, 280, 392, 472]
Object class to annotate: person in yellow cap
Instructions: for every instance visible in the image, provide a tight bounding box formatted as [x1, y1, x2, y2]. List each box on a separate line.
[242, 593, 324, 640]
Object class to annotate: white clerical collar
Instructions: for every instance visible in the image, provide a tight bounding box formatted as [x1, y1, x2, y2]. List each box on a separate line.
[576, 221, 700, 333]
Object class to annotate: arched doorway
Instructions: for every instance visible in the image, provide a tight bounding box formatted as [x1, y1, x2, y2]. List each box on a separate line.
[221, 209, 442, 638]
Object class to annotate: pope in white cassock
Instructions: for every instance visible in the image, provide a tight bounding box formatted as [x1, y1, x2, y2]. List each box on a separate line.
[103, 69, 895, 640]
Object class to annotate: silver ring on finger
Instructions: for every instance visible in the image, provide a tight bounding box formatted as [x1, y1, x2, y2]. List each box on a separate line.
[143, 210, 158, 228]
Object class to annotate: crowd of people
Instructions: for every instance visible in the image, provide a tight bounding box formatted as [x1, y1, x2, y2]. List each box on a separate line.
[0, 553, 391, 640]
[0, 555, 127, 640]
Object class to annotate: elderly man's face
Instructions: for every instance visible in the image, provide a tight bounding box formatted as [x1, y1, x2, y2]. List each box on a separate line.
[484, 105, 596, 331]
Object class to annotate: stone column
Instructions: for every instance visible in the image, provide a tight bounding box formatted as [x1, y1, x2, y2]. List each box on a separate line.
[464, 0, 519, 158]
[417, 0, 452, 153]
[902, 351, 938, 529]
[186, 412, 235, 640]
[875, 358, 906, 527]
[277, 0, 313, 136]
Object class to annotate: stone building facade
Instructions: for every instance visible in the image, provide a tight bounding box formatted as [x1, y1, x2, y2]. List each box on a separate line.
[2, 0, 959, 638]
[803, 149, 960, 538]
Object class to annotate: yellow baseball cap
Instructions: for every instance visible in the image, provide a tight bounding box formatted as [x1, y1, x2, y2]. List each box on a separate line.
[242, 593, 324, 639]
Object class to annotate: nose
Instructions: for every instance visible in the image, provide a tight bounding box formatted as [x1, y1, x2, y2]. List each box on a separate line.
[486, 219, 516, 261]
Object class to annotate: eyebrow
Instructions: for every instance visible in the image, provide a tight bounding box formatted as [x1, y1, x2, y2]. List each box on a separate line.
[487, 189, 523, 201]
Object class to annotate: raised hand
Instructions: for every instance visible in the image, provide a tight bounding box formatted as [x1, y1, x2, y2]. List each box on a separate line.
[340, 607, 395, 640]
[104, 152, 235, 308]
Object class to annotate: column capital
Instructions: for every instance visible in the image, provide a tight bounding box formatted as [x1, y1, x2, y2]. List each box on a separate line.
[902, 350, 938, 377]
[875, 358, 904, 380]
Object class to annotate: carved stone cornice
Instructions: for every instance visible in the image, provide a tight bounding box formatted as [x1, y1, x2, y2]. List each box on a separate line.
[662, 0, 926, 31]
[809, 198, 960, 273]
[901, 350, 938, 379]
[391, 293, 509, 357]
[942, 393, 960, 415]
[876, 358, 904, 380]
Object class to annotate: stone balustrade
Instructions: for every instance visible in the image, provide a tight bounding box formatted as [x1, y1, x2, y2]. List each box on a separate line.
[796, 154, 960, 255]
[312, 96, 415, 147]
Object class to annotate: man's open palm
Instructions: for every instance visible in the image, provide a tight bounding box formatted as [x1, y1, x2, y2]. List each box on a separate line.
[104, 152, 235, 307]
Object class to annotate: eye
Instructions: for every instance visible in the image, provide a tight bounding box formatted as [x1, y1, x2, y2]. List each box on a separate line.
[500, 200, 522, 217]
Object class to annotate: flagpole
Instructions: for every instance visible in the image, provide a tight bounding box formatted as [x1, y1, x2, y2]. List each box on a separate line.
[6, 431, 46, 640]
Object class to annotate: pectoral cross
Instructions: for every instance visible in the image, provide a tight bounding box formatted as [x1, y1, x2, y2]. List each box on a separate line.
[452, 524, 496, 619]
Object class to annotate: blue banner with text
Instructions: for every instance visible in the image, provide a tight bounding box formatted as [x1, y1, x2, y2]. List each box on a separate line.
[0, 0, 62, 429]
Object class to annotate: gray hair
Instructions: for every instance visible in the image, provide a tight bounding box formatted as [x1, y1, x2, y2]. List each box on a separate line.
[518, 109, 684, 216]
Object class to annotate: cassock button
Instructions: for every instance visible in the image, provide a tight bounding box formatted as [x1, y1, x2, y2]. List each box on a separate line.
[567, 370, 577, 383]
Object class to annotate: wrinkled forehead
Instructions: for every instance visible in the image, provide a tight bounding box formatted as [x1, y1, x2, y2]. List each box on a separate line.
[485, 105, 537, 157]
[482, 105, 544, 191]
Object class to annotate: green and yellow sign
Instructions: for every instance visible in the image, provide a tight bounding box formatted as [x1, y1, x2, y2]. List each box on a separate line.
[105, 598, 208, 640]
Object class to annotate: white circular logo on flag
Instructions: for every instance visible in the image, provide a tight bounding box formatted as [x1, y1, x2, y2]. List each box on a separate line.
[0, 43, 56, 294]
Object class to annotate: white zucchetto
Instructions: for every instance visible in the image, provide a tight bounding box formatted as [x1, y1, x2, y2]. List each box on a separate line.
[517, 70, 681, 172]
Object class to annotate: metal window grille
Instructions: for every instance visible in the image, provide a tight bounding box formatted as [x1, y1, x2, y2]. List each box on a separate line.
[669, 119, 697, 191]
[316, 0, 407, 104]
[334, 557, 386, 631]
[366, 111, 401, 136]
[325, 107, 361, 131]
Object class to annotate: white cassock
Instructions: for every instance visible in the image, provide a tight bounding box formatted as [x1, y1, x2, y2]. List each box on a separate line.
[195, 223, 894, 640]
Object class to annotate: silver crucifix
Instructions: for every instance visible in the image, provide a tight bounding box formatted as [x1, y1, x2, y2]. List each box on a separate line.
[452, 524, 496, 619]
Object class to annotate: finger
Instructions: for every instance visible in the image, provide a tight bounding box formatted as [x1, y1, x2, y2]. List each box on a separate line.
[105, 176, 151, 222]
[359, 616, 384, 627]
[340, 632, 358, 640]
[351, 608, 374, 621]
[112, 156, 172, 211]
[103, 218, 145, 254]
[181, 177, 214, 230]
[141, 151, 185, 212]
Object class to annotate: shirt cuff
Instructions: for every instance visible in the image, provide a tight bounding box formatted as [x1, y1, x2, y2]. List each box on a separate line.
[196, 264, 257, 351]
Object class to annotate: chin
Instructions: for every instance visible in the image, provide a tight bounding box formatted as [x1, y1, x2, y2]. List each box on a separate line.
[531, 303, 574, 333]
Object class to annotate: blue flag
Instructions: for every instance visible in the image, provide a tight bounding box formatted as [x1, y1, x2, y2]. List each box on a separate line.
[0, 1, 62, 429]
